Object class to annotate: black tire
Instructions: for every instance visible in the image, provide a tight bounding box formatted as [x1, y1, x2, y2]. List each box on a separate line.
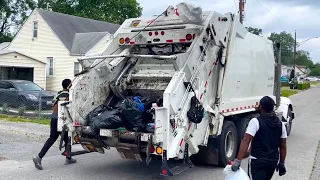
[285, 108, 293, 136]
[235, 114, 258, 158]
[218, 121, 238, 166]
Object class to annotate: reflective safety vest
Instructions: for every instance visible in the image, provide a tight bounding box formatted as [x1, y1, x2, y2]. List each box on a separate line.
[53, 90, 69, 106]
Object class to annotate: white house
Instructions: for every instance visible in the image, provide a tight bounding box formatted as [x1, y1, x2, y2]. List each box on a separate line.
[281, 65, 293, 78]
[2, 8, 119, 91]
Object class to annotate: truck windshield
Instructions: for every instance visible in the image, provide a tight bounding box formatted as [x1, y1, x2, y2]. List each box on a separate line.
[15, 82, 42, 91]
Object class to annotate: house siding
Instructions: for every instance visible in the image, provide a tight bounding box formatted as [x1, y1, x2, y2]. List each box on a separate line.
[7, 9, 80, 92]
[0, 52, 46, 88]
[85, 34, 112, 56]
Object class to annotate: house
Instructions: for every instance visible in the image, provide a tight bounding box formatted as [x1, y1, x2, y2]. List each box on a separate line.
[281, 65, 293, 78]
[2, 8, 120, 91]
[285, 65, 309, 78]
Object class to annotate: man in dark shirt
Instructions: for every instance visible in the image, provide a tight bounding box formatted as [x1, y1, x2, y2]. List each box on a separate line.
[33, 79, 76, 170]
[231, 96, 287, 180]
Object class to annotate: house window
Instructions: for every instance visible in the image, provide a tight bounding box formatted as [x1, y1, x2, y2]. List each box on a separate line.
[47, 57, 54, 76]
[33, 22, 38, 38]
[74, 62, 80, 75]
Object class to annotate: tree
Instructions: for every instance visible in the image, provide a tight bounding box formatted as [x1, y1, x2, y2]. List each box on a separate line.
[295, 50, 313, 69]
[268, 31, 295, 65]
[245, 27, 262, 35]
[0, 0, 35, 43]
[310, 63, 320, 76]
[37, 0, 143, 24]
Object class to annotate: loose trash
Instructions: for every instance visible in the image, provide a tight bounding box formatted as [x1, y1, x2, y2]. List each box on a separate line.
[223, 165, 250, 180]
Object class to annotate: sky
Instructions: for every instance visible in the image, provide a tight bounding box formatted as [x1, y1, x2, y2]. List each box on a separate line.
[137, 0, 320, 63]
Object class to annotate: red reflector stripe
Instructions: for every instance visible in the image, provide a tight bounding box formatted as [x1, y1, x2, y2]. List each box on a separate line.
[179, 39, 186, 42]
[180, 139, 184, 146]
[204, 81, 208, 87]
[200, 93, 204, 100]
[188, 124, 191, 131]
[166, 40, 173, 43]
[208, 70, 212, 76]
[130, 42, 135, 45]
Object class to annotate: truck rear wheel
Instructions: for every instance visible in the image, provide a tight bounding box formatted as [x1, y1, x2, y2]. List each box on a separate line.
[235, 114, 258, 158]
[218, 121, 238, 166]
[285, 108, 293, 136]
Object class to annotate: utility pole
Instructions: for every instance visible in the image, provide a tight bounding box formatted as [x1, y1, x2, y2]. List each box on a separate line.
[293, 30, 297, 77]
[239, 0, 243, 24]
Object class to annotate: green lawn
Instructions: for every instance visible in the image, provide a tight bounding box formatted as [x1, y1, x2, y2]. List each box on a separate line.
[0, 114, 50, 125]
[281, 86, 300, 97]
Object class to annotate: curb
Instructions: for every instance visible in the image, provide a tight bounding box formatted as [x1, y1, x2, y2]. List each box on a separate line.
[310, 140, 320, 180]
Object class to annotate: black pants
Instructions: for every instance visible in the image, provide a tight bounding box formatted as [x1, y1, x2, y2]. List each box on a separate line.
[38, 117, 69, 159]
[250, 159, 277, 180]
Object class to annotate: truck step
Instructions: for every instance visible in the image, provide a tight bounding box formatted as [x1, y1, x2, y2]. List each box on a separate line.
[169, 163, 194, 176]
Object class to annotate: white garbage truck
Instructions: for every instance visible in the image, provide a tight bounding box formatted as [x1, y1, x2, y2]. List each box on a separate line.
[58, 2, 294, 176]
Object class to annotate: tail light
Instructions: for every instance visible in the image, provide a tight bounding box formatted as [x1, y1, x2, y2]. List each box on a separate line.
[125, 37, 130, 44]
[149, 32, 152, 36]
[161, 31, 165, 35]
[156, 146, 163, 155]
[155, 31, 159, 36]
[186, 34, 192, 41]
[74, 135, 79, 143]
[150, 145, 155, 153]
[119, 38, 125, 44]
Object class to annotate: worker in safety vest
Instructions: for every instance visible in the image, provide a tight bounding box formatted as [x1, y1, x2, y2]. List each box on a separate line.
[33, 79, 76, 170]
[231, 96, 287, 180]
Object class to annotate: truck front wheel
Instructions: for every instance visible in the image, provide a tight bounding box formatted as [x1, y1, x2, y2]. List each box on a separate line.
[218, 121, 238, 166]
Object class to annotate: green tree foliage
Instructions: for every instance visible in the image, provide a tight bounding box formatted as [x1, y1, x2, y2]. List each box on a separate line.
[268, 31, 296, 65]
[37, 0, 143, 24]
[309, 64, 320, 76]
[245, 27, 262, 35]
[295, 50, 313, 69]
[0, 0, 35, 43]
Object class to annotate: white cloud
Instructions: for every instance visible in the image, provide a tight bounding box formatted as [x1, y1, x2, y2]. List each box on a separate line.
[137, 0, 320, 62]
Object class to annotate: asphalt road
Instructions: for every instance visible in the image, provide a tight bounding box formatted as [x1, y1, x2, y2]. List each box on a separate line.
[1, 87, 320, 180]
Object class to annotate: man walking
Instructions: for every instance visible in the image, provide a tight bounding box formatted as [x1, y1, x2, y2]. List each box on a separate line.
[33, 79, 76, 170]
[231, 96, 287, 180]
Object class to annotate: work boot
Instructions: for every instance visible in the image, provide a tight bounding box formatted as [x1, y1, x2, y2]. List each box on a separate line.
[32, 155, 43, 170]
[65, 158, 77, 165]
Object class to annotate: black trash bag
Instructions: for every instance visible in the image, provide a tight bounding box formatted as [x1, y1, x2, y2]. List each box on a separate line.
[90, 106, 123, 133]
[86, 104, 108, 126]
[121, 97, 146, 132]
[187, 96, 204, 124]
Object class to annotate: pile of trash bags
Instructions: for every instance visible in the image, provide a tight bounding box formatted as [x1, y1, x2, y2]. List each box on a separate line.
[86, 96, 155, 134]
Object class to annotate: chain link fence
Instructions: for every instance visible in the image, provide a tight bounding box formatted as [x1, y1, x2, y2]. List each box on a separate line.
[0, 90, 56, 119]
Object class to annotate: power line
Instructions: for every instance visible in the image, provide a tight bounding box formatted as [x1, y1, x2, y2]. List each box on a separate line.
[254, 0, 293, 29]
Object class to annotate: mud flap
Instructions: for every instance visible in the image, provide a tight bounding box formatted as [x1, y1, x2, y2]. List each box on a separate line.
[160, 143, 194, 176]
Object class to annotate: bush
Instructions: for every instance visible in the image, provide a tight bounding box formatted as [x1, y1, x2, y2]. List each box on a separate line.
[297, 83, 311, 90]
[281, 82, 290, 87]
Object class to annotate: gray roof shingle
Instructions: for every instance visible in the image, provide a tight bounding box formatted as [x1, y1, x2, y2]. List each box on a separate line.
[70, 32, 109, 55]
[37, 9, 120, 53]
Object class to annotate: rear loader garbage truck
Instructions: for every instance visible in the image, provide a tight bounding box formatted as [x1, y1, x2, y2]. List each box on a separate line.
[57, 2, 294, 176]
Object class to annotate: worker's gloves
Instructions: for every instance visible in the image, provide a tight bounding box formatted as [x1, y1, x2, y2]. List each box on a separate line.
[276, 162, 286, 176]
[231, 159, 241, 171]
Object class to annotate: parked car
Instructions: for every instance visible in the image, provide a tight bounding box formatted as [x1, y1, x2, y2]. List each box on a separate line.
[0, 80, 55, 110]
[280, 76, 289, 82]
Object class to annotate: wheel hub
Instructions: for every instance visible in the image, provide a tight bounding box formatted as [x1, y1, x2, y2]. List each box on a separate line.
[225, 131, 235, 158]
